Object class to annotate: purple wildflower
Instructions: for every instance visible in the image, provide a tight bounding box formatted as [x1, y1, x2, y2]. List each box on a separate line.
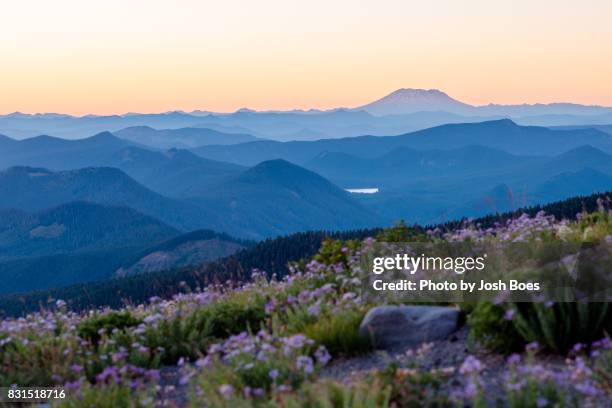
[307, 303, 320, 316]
[507, 353, 521, 365]
[70, 364, 83, 374]
[218, 384, 233, 400]
[295, 355, 314, 375]
[96, 366, 120, 384]
[463, 380, 478, 399]
[459, 356, 484, 375]
[314, 345, 331, 366]
[264, 299, 277, 314]
[526, 341, 539, 353]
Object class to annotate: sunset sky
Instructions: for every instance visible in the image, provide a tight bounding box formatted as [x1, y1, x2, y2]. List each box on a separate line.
[2, 0, 611, 115]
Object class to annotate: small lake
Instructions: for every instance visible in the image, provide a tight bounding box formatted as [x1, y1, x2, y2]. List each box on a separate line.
[346, 188, 379, 194]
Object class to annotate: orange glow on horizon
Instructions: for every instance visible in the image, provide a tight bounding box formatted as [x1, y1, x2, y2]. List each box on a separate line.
[1, 0, 611, 116]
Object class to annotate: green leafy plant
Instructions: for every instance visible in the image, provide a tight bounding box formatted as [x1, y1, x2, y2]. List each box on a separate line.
[467, 302, 525, 353]
[511, 302, 609, 353]
[277, 379, 392, 408]
[143, 293, 267, 364]
[377, 362, 454, 407]
[77, 311, 142, 345]
[376, 220, 428, 243]
[313, 239, 360, 266]
[303, 308, 371, 357]
[468, 301, 610, 354]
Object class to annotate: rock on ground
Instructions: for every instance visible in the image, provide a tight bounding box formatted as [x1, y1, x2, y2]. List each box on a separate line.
[359, 305, 460, 350]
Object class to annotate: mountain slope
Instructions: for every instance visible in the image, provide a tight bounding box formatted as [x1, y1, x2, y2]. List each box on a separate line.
[549, 125, 612, 136]
[357, 88, 473, 115]
[481, 145, 612, 189]
[0, 247, 138, 295]
[533, 168, 612, 202]
[305, 145, 538, 187]
[0, 202, 181, 295]
[190, 160, 379, 239]
[0, 133, 17, 148]
[0, 166, 218, 231]
[116, 230, 249, 276]
[98, 147, 245, 197]
[454, 167, 612, 219]
[536, 145, 612, 175]
[0, 202, 179, 261]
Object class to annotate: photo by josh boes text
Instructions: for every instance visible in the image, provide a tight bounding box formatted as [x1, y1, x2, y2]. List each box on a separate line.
[371, 277, 540, 293]
[358, 241, 611, 303]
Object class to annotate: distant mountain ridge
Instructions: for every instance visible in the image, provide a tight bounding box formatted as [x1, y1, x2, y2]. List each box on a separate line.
[114, 126, 260, 149]
[193, 119, 612, 166]
[357, 88, 612, 117]
[3, 89, 612, 140]
[0, 132, 246, 197]
[3, 120, 612, 233]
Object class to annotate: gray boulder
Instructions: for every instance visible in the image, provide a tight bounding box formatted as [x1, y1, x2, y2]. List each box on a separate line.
[359, 305, 460, 350]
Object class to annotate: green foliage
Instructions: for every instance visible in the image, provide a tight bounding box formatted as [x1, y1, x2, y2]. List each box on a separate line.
[57, 381, 155, 408]
[144, 293, 267, 365]
[511, 302, 610, 353]
[468, 302, 524, 354]
[575, 208, 612, 241]
[190, 379, 392, 408]
[0, 331, 78, 386]
[441, 192, 612, 232]
[77, 311, 142, 345]
[469, 301, 610, 354]
[276, 380, 392, 408]
[505, 351, 579, 408]
[302, 308, 371, 357]
[313, 238, 360, 266]
[377, 362, 454, 407]
[376, 220, 428, 242]
[591, 345, 612, 394]
[468, 208, 611, 354]
[200, 293, 267, 340]
[190, 332, 323, 405]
